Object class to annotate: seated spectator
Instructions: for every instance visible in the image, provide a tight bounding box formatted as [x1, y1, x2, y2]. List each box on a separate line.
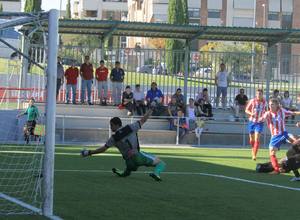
[173, 108, 188, 143]
[196, 88, 213, 117]
[168, 97, 178, 130]
[172, 88, 185, 107]
[133, 84, 146, 116]
[271, 89, 282, 103]
[234, 88, 248, 118]
[186, 98, 197, 130]
[146, 82, 165, 116]
[282, 91, 297, 121]
[122, 85, 134, 116]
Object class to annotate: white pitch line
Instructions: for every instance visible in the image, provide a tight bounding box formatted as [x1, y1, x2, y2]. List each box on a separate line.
[0, 193, 63, 220]
[55, 169, 300, 192]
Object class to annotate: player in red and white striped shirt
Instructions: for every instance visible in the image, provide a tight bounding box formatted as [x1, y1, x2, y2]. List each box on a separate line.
[260, 98, 300, 174]
[245, 89, 266, 160]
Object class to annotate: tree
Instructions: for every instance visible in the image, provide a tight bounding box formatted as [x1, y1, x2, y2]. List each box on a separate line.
[149, 38, 166, 49]
[165, 0, 189, 74]
[66, 0, 71, 19]
[0, 3, 3, 12]
[24, 0, 42, 72]
[24, 0, 41, 13]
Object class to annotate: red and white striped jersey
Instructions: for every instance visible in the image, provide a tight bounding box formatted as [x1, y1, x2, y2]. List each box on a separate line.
[246, 98, 266, 123]
[261, 108, 293, 136]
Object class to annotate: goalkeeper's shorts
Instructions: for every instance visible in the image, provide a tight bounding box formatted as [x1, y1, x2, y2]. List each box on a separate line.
[125, 151, 156, 171]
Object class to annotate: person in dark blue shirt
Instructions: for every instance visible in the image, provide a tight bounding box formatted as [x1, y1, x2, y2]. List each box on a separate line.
[110, 61, 125, 106]
[146, 82, 165, 116]
[146, 82, 163, 103]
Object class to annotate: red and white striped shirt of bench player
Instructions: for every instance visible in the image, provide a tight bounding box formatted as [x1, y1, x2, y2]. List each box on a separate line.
[261, 108, 293, 136]
[246, 98, 267, 123]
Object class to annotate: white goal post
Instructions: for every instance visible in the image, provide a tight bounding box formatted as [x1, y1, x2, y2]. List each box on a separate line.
[0, 9, 59, 219]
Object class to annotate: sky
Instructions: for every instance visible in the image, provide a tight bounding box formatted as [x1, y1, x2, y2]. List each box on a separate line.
[41, 0, 69, 11]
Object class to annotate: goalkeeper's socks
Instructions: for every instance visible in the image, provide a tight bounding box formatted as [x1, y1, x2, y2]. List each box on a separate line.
[154, 161, 166, 176]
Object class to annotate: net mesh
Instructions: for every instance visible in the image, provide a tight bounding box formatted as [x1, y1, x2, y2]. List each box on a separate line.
[0, 107, 45, 215]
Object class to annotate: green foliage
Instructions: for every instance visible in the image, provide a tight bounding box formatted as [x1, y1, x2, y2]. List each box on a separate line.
[24, 0, 41, 13]
[166, 0, 189, 74]
[60, 34, 101, 63]
[66, 0, 71, 19]
[0, 3, 3, 12]
[200, 42, 265, 76]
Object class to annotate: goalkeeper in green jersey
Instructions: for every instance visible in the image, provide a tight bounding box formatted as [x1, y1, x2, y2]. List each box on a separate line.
[81, 107, 166, 181]
[17, 98, 39, 144]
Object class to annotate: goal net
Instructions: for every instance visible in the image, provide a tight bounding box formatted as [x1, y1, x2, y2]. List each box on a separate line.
[0, 10, 58, 217]
[0, 113, 45, 215]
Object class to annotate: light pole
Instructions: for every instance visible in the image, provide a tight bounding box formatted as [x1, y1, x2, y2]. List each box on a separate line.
[59, 0, 62, 18]
[262, 3, 266, 28]
[250, 0, 257, 83]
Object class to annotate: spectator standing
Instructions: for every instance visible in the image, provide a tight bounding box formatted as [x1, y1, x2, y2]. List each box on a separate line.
[80, 55, 94, 105]
[215, 63, 230, 109]
[122, 86, 134, 116]
[172, 88, 185, 107]
[234, 88, 248, 118]
[64, 61, 79, 104]
[56, 56, 64, 100]
[146, 82, 164, 116]
[95, 60, 109, 105]
[110, 61, 125, 106]
[133, 84, 146, 116]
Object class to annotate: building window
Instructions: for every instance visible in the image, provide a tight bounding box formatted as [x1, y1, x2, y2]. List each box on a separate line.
[208, 10, 220, 19]
[282, 13, 293, 29]
[85, 10, 97, 17]
[188, 8, 200, 18]
[233, 0, 254, 9]
[268, 12, 279, 21]
[233, 17, 253, 27]
[105, 11, 115, 20]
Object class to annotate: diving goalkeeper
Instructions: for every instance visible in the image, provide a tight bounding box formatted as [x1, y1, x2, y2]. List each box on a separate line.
[81, 107, 166, 181]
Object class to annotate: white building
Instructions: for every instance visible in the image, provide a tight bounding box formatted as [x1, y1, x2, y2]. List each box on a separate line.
[0, 0, 22, 12]
[73, 0, 128, 20]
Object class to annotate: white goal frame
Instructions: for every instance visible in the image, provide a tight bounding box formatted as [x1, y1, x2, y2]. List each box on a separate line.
[0, 9, 59, 219]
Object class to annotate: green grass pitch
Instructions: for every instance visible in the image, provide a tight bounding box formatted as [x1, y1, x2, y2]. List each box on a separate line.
[2, 146, 300, 220]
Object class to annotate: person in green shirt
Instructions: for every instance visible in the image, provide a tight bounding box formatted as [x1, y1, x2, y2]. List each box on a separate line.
[81, 107, 166, 181]
[17, 98, 39, 144]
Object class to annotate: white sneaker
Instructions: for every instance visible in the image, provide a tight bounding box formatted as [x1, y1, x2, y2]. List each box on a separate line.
[290, 177, 300, 182]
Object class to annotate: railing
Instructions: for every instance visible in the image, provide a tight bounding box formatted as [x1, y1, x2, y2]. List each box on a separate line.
[55, 114, 251, 147]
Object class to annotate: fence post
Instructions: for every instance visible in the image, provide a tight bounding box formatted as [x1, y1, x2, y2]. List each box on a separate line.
[243, 118, 246, 147]
[176, 116, 179, 145]
[62, 115, 65, 144]
[108, 117, 111, 138]
[183, 40, 190, 105]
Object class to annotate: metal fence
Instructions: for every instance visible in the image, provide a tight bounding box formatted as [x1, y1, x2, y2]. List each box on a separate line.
[1, 45, 300, 108]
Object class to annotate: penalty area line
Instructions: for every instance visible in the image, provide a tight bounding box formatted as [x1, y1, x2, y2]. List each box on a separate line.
[55, 169, 300, 192]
